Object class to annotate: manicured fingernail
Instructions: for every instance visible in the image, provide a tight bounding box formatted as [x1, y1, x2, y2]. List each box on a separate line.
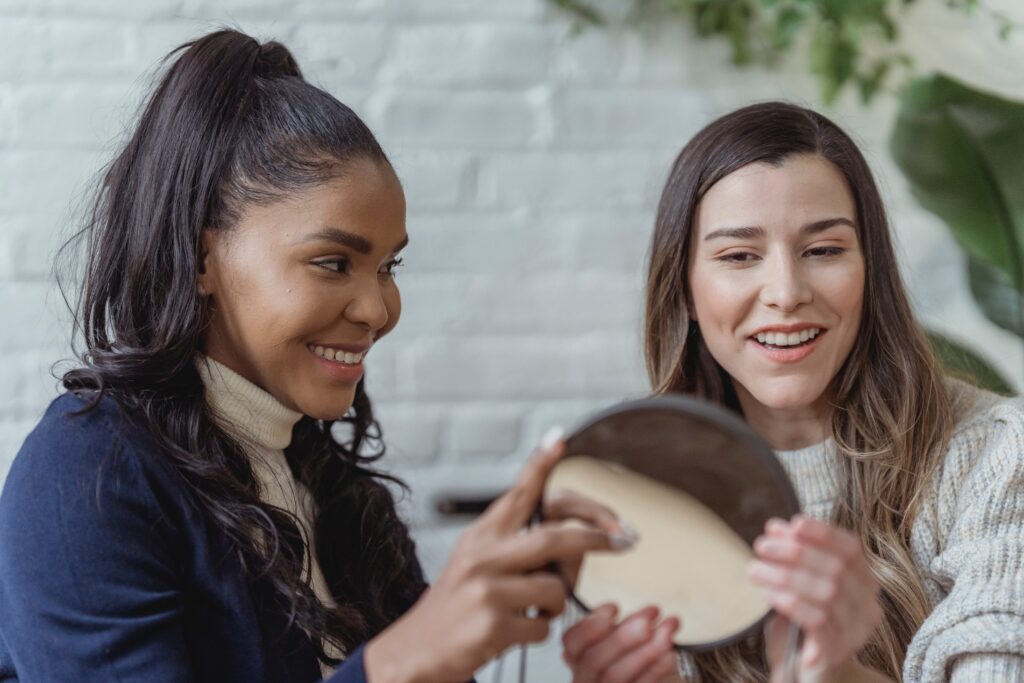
[540, 425, 565, 450]
[609, 519, 639, 550]
[616, 519, 638, 538]
[610, 533, 635, 551]
[626, 618, 651, 638]
[802, 639, 821, 666]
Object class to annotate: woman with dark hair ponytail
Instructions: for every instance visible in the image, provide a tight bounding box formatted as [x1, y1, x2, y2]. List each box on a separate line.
[0, 29, 632, 683]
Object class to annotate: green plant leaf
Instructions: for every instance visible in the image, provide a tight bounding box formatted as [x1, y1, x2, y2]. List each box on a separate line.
[771, 5, 805, 49]
[544, 1, 1009, 105]
[968, 255, 1024, 337]
[891, 74, 1024, 336]
[927, 330, 1015, 395]
[550, 0, 607, 26]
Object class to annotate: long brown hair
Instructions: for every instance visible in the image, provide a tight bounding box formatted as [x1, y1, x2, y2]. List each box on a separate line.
[644, 102, 953, 680]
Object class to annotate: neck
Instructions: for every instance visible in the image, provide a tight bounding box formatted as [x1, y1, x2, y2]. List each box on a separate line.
[195, 353, 303, 452]
[735, 384, 831, 451]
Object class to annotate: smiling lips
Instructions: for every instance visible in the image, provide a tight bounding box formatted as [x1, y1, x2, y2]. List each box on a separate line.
[308, 344, 366, 365]
[306, 343, 369, 383]
[749, 325, 826, 363]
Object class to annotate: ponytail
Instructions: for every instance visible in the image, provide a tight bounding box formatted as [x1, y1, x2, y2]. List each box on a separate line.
[61, 28, 419, 663]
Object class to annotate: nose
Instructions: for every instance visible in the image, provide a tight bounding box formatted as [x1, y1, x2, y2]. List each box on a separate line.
[758, 254, 812, 312]
[343, 276, 390, 332]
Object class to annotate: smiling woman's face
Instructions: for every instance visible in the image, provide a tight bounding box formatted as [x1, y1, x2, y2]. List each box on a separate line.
[199, 157, 407, 420]
[688, 153, 865, 415]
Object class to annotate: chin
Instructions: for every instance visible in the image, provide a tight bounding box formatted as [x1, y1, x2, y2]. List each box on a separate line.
[746, 377, 827, 412]
[298, 393, 357, 421]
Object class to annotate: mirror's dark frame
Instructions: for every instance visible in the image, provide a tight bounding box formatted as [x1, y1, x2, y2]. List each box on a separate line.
[539, 393, 801, 653]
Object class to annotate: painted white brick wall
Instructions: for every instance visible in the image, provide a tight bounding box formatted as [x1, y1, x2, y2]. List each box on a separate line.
[1, 1, 1022, 679]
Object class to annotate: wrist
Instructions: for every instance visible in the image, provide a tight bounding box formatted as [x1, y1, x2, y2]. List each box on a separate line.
[364, 621, 428, 683]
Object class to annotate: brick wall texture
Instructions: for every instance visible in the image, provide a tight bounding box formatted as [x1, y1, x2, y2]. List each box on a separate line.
[2, 0, 1022, 679]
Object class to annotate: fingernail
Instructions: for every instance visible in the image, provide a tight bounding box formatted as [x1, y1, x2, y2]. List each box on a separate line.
[610, 534, 635, 551]
[626, 618, 650, 638]
[609, 522, 639, 551]
[616, 518, 638, 538]
[802, 639, 821, 667]
[540, 425, 565, 450]
[606, 518, 638, 548]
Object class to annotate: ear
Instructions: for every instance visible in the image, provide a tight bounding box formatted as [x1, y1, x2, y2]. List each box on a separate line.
[197, 229, 215, 297]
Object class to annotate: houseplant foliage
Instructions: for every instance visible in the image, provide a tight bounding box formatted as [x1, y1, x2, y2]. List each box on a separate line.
[548, 0, 1015, 104]
[891, 74, 1023, 394]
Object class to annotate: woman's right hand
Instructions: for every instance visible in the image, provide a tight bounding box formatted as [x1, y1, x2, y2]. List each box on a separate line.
[364, 431, 630, 683]
[562, 604, 683, 683]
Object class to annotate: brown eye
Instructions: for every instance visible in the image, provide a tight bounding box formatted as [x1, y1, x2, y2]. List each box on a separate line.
[380, 257, 404, 277]
[805, 247, 845, 258]
[314, 257, 350, 274]
[718, 252, 758, 263]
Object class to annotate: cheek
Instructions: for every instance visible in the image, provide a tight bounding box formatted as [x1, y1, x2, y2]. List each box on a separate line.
[223, 264, 336, 347]
[689, 265, 750, 334]
[377, 282, 402, 339]
[820, 262, 865, 328]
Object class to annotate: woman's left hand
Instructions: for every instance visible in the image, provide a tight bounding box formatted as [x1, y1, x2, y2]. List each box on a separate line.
[748, 515, 883, 678]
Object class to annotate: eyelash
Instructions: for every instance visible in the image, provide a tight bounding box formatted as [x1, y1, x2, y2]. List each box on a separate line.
[716, 246, 846, 263]
[314, 256, 404, 277]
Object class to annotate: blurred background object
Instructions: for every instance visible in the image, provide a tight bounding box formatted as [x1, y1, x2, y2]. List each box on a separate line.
[1, 0, 1022, 679]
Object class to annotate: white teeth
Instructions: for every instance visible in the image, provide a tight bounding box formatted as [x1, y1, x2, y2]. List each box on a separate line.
[754, 328, 821, 347]
[308, 344, 365, 364]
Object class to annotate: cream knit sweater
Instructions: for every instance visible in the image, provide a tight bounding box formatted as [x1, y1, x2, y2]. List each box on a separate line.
[196, 355, 342, 674]
[776, 379, 1024, 682]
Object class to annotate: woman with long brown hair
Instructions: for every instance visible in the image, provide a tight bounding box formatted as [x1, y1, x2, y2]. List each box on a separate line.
[560, 102, 1024, 682]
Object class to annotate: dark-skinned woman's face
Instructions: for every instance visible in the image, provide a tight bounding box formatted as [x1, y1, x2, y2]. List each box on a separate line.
[199, 157, 407, 419]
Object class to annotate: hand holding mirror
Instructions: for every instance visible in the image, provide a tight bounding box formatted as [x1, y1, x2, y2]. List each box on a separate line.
[540, 393, 800, 653]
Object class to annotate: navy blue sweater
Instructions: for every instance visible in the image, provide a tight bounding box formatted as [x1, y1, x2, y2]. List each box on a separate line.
[0, 393, 423, 682]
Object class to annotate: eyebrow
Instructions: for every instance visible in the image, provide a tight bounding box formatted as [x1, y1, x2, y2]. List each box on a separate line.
[296, 226, 409, 254]
[703, 217, 857, 241]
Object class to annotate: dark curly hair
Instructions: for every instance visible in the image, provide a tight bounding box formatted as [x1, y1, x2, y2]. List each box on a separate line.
[59, 28, 425, 666]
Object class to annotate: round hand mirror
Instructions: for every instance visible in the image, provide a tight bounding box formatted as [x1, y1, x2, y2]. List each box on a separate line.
[541, 393, 800, 652]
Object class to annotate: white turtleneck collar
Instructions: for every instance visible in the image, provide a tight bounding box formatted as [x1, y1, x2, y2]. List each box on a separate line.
[195, 354, 303, 451]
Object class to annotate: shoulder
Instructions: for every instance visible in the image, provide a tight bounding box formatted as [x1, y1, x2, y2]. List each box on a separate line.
[6, 392, 154, 485]
[1, 391, 184, 538]
[930, 378, 1024, 520]
[942, 378, 1024, 471]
